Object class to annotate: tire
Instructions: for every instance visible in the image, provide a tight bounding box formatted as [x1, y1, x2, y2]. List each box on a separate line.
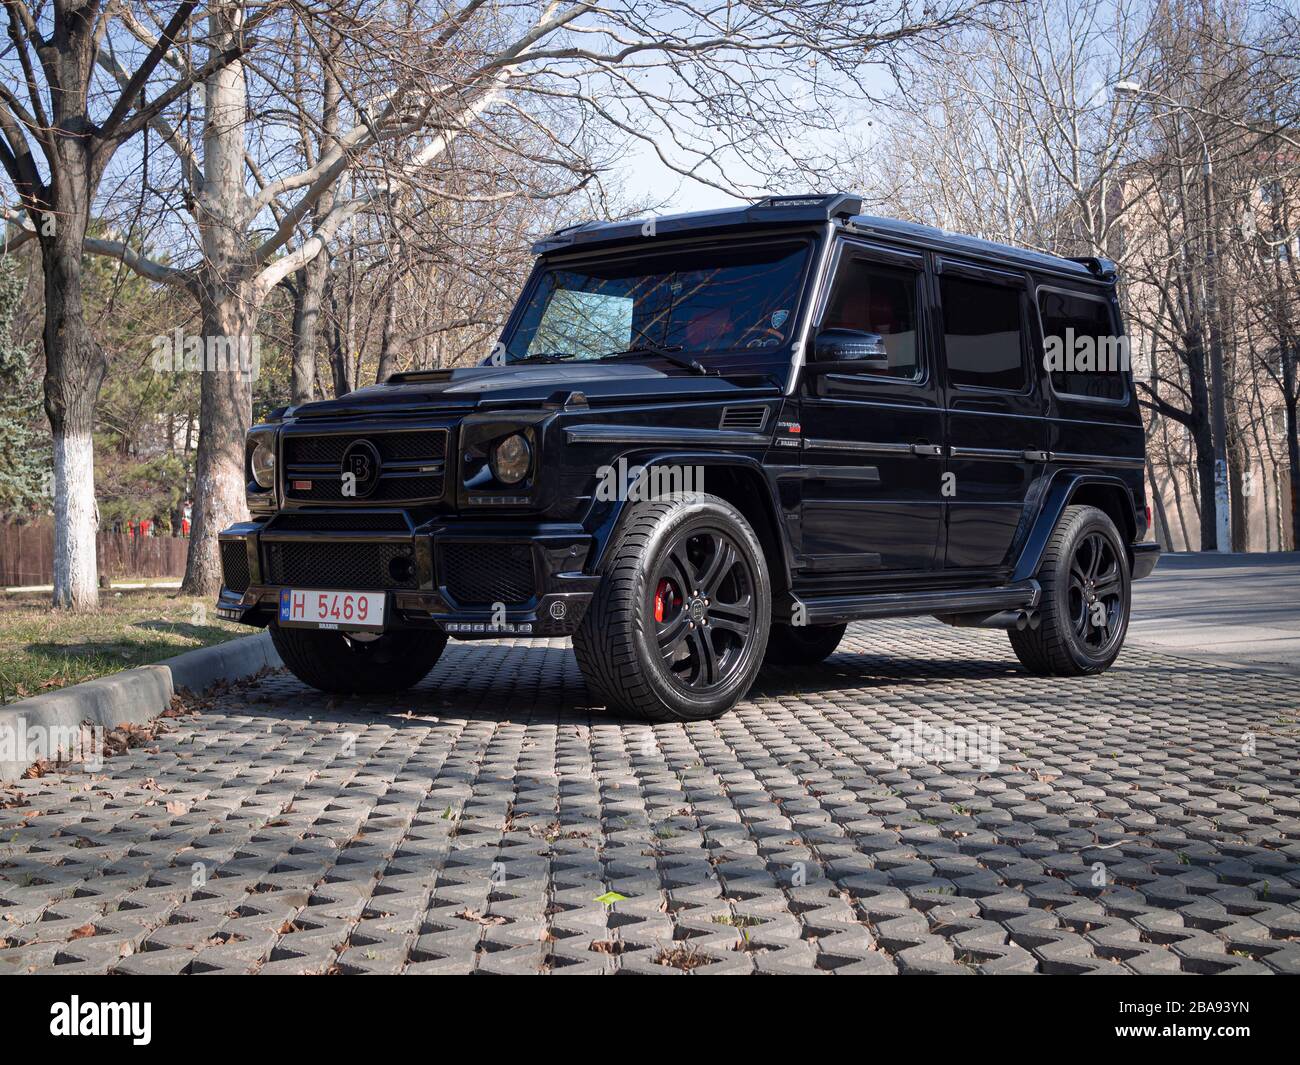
[763, 622, 847, 667]
[270, 624, 447, 694]
[1009, 504, 1131, 676]
[573, 493, 771, 722]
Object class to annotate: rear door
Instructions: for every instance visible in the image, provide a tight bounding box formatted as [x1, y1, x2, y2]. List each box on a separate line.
[796, 240, 944, 575]
[936, 258, 1047, 573]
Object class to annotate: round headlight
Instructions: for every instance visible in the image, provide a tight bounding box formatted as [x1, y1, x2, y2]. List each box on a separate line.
[490, 433, 531, 485]
[251, 440, 276, 489]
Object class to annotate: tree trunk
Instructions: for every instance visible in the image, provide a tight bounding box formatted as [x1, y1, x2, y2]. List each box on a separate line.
[1287, 395, 1300, 553]
[289, 33, 339, 405]
[181, 3, 254, 597]
[376, 268, 402, 384]
[1229, 437, 1248, 552]
[327, 278, 354, 397]
[181, 292, 255, 595]
[290, 253, 328, 404]
[40, 184, 105, 610]
[1192, 422, 1216, 551]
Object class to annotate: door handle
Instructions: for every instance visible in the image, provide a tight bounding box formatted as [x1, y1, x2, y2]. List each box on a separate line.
[1023, 450, 1049, 462]
[911, 443, 943, 456]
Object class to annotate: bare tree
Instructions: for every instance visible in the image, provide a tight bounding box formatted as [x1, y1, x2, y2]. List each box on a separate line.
[0, 1, 253, 608]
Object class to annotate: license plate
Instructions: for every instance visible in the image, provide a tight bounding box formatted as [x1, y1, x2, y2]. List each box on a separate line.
[279, 589, 386, 631]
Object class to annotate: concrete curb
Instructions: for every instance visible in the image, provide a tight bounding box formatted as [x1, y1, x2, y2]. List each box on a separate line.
[0, 631, 281, 781]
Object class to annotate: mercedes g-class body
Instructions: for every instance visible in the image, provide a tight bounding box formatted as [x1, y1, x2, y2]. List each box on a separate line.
[217, 193, 1160, 721]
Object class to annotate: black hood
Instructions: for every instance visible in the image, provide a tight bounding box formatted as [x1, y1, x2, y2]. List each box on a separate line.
[288, 361, 780, 419]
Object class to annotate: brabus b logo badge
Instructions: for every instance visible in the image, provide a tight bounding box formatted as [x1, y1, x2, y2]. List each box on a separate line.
[341, 439, 382, 498]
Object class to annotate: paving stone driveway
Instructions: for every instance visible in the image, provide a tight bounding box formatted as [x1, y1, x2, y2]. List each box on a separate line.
[3, 619, 1298, 975]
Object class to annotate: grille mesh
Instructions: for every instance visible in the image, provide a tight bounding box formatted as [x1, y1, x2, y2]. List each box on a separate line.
[441, 542, 536, 605]
[268, 513, 410, 532]
[283, 431, 446, 465]
[220, 541, 250, 592]
[284, 474, 444, 504]
[282, 429, 449, 505]
[264, 542, 417, 590]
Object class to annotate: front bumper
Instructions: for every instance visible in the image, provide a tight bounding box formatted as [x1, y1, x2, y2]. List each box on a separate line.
[216, 514, 599, 638]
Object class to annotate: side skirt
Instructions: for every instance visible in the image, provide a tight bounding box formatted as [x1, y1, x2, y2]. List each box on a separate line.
[781, 580, 1041, 626]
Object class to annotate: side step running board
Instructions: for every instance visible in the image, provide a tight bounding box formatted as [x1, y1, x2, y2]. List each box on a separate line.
[787, 580, 1041, 626]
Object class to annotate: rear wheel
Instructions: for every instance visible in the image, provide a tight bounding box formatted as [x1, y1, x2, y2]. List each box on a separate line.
[573, 493, 771, 721]
[763, 622, 847, 667]
[270, 625, 447, 694]
[1009, 504, 1130, 675]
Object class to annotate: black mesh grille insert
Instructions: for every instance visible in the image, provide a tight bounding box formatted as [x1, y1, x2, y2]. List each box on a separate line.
[268, 513, 410, 532]
[282, 429, 449, 505]
[220, 541, 250, 592]
[285, 474, 444, 504]
[264, 542, 417, 590]
[283, 430, 447, 466]
[441, 542, 536, 605]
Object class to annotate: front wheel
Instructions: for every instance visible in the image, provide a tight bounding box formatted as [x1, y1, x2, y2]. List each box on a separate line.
[1009, 504, 1130, 676]
[573, 493, 771, 721]
[270, 625, 447, 694]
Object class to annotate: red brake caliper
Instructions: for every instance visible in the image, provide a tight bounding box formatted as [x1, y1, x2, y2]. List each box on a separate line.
[654, 578, 677, 623]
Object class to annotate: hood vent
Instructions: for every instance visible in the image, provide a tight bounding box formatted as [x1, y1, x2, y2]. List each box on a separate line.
[719, 406, 769, 431]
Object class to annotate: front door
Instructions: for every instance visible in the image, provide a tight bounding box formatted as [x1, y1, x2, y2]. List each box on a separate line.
[935, 258, 1047, 573]
[796, 240, 944, 575]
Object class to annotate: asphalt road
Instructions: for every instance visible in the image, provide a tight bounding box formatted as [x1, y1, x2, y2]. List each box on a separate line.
[1130, 552, 1300, 673]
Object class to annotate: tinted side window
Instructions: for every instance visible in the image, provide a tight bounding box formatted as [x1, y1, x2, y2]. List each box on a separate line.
[1039, 289, 1128, 401]
[940, 277, 1026, 391]
[821, 258, 922, 380]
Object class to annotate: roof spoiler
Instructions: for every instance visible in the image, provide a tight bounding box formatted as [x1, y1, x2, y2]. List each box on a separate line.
[748, 193, 864, 221]
[533, 192, 864, 254]
[1065, 255, 1119, 281]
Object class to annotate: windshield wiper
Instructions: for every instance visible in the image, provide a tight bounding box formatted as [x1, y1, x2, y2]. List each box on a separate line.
[598, 343, 715, 376]
[508, 351, 578, 364]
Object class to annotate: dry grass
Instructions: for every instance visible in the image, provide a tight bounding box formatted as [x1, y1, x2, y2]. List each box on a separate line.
[0, 587, 245, 704]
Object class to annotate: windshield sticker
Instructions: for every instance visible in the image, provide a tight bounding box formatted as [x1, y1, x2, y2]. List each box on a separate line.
[771, 309, 789, 329]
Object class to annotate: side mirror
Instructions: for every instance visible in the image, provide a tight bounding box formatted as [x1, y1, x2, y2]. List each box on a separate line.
[810, 328, 890, 369]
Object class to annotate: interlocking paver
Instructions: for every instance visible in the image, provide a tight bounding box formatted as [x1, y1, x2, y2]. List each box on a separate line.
[1, 620, 1296, 974]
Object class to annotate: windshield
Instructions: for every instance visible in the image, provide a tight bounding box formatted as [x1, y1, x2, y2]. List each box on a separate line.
[502, 240, 812, 363]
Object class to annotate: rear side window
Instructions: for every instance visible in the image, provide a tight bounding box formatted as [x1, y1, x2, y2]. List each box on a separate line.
[821, 258, 922, 380]
[1038, 289, 1128, 401]
[939, 277, 1027, 391]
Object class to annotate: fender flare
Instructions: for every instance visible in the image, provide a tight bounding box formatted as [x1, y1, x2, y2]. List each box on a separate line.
[584, 451, 794, 588]
[1012, 471, 1137, 583]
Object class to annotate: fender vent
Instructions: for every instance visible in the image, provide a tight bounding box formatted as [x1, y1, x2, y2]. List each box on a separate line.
[719, 406, 768, 431]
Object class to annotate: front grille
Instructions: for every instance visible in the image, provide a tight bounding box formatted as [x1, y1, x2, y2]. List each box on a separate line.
[264, 541, 417, 590]
[220, 541, 250, 592]
[282, 428, 448, 505]
[283, 431, 447, 466]
[441, 542, 536, 605]
[268, 512, 410, 532]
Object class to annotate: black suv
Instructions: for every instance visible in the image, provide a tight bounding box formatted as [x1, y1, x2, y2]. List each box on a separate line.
[217, 194, 1159, 721]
